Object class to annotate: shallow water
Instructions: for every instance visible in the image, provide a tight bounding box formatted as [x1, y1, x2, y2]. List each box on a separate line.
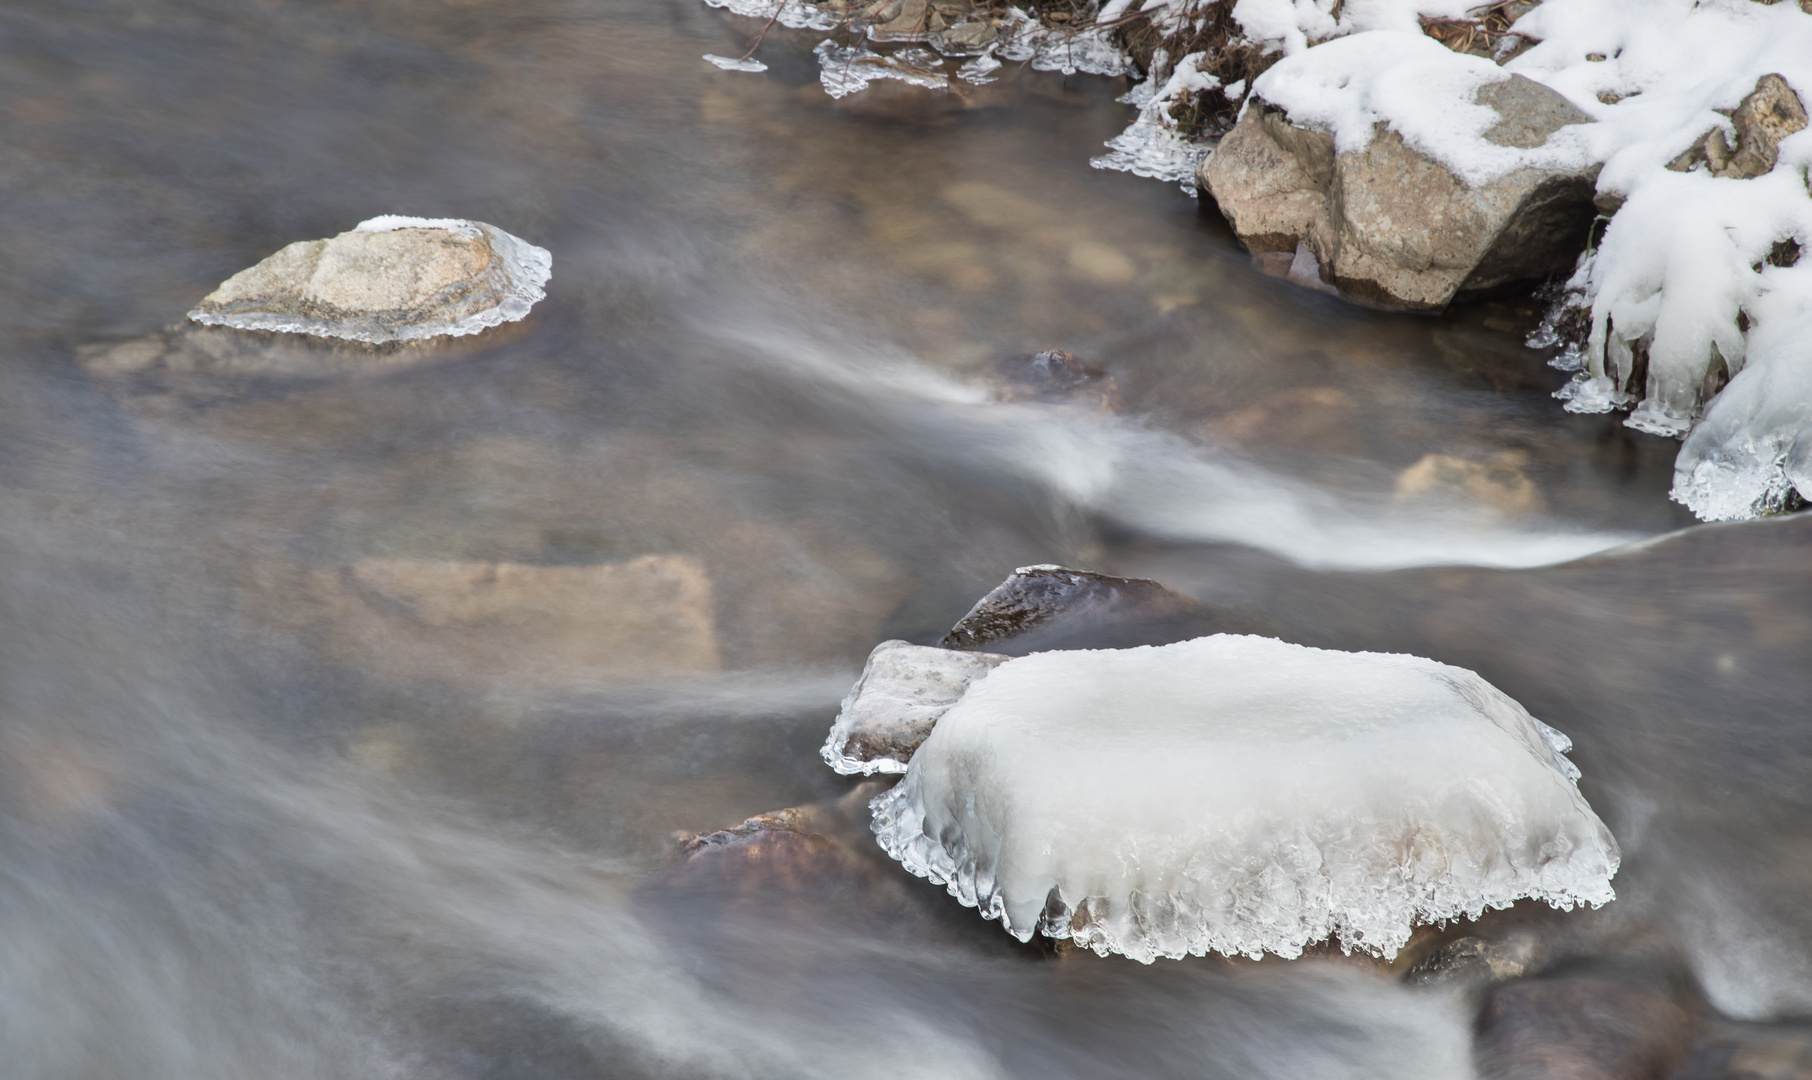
[2, 1, 1807, 1077]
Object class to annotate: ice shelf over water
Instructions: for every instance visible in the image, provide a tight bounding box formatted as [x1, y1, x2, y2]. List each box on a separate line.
[869, 635, 1619, 963]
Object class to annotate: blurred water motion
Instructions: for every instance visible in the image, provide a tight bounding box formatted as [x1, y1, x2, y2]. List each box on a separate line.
[0, 0, 1805, 1076]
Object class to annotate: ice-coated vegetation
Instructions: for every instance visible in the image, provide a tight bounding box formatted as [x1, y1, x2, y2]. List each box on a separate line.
[870, 635, 1619, 963]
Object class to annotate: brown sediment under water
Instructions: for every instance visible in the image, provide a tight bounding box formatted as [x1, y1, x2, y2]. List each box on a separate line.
[0, 0, 1806, 1076]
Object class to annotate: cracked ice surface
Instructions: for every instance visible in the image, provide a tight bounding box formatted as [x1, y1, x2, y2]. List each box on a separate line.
[870, 635, 1619, 963]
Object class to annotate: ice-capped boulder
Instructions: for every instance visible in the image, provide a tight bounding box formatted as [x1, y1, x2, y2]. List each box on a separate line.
[189, 216, 550, 343]
[1199, 37, 1600, 311]
[869, 635, 1619, 963]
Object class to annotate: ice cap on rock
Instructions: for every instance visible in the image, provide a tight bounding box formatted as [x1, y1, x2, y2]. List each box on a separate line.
[870, 634, 1620, 963]
[188, 216, 551, 343]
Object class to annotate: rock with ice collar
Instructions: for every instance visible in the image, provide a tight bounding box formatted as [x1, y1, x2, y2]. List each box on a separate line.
[1200, 75, 1599, 311]
[869, 634, 1619, 963]
[189, 216, 551, 343]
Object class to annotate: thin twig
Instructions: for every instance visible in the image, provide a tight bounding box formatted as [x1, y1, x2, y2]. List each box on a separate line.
[738, 2, 788, 61]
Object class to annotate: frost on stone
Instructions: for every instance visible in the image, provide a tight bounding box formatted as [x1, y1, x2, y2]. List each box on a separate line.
[870, 635, 1619, 963]
[822, 641, 1008, 775]
[188, 217, 552, 344]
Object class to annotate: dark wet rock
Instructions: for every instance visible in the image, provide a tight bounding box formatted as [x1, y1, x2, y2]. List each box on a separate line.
[940, 564, 1245, 654]
[990, 349, 1123, 410]
[1476, 974, 1695, 1080]
[1668, 74, 1808, 179]
[821, 640, 1008, 774]
[189, 216, 550, 343]
[1200, 77, 1599, 312]
[1404, 930, 1550, 1004]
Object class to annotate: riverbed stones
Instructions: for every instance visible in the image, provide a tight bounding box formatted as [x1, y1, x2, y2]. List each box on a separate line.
[1667, 74, 1808, 179]
[989, 349, 1123, 410]
[250, 554, 720, 687]
[1199, 75, 1599, 311]
[189, 216, 551, 343]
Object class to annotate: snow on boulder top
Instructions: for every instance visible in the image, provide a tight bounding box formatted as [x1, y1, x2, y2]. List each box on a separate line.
[870, 634, 1619, 963]
[188, 217, 551, 344]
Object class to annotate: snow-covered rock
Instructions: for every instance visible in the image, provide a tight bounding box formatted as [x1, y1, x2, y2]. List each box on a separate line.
[869, 635, 1619, 963]
[1117, 0, 1812, 519]
[1200, 64, 1600, 310]
[189, 216, 551, 343]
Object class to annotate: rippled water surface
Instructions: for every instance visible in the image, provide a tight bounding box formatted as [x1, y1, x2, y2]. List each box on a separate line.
[3, 1, 1809, 1077]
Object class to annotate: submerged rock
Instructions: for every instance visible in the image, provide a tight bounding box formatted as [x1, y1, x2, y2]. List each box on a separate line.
[868, 634, 1619, 962]
[940, 564, 1234, 654]
[989, 350, 1123, 411]
[822, 641, 1008, 775]
[1199, 76, 1598, 311]
[189, 216, 551, 343]
[1475, 975, 1694, 1080]
[244, 554, 719, 688]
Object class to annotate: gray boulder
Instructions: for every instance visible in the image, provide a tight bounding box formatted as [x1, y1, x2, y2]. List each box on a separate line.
[189, 216, 551, 343]
[1199, 75, 1600, 311]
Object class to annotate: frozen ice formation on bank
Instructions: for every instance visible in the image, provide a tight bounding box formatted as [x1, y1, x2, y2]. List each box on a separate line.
[867, 634, 1619, 963]
[1104, 0, 1812, 519]
[188, 217, 551, 344]
[698, 1, 1126, 101]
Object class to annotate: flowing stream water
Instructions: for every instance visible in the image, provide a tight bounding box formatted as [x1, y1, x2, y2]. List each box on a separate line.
[3, 1, 1810, 1077]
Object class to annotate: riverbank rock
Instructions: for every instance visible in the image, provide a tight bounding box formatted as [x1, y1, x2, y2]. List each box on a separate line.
[1199, 76, 1599, 311]
[189, 216, 551, 343]
[1668, 74, 1809, 179]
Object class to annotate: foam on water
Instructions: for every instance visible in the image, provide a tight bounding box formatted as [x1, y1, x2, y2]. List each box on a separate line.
[870, 635, 1620, 962]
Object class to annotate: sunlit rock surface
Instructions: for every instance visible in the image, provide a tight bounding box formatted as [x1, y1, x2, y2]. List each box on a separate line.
[871, 634, 1619, 963]
[189, 216, 551, 343]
